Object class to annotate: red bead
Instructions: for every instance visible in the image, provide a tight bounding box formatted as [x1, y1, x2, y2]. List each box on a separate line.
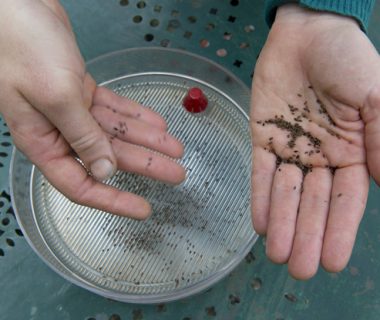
[183, 87, 208, 113]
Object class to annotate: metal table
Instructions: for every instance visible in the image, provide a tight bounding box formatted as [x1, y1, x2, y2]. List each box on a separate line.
[1, 1, 380, 319]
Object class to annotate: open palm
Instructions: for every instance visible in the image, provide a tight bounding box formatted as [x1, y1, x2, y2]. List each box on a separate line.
[251, 5, 380, 279]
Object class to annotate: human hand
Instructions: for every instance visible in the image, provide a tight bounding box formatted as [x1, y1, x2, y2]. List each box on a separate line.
[0, 0, 185, 219]
[250, 4, 380, 279]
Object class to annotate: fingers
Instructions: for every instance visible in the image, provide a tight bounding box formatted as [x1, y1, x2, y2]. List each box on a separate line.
[111, 137, 186, 185]
[266, 163, 303, 264]
[288, 168, 332, 279]
[321, 165, 369, 272]
[91, 105, 184, 159]
[364, 87, 380, 186]
[39, 154, 152, 219]
[251, 147, 277, 234]
[261, 162, 368, 279]
[93, 87, 168, 130]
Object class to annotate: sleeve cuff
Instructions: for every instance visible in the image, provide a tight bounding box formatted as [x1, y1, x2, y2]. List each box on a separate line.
[265, 0, 376, 32]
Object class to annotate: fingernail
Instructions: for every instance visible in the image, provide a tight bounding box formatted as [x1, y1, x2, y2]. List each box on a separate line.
[90, 158, 115, 181]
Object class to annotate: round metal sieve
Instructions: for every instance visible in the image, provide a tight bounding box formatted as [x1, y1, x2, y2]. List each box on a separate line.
[10, 48, 258, 303]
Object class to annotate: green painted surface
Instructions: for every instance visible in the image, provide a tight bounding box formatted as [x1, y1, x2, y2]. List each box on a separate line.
[1, 0, 380, 319]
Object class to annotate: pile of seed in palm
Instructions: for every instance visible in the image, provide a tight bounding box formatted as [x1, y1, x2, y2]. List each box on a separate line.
[256, 90, 342, 176]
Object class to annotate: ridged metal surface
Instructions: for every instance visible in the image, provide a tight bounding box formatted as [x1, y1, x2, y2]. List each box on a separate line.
[30, 72, 254, 299]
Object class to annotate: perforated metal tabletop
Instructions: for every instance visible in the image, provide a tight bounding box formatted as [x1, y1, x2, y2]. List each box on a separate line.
[1, 1, 380, 319]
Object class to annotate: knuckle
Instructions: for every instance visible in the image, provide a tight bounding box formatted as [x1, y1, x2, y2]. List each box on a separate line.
[154, 132, 167, 145]
[70, 130, 103, 154]
[39, 77, 81, 112]
[47, 88, 73, 108]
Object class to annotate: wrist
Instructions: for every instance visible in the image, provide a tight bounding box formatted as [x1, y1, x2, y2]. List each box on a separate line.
[274, 3, 360, 30]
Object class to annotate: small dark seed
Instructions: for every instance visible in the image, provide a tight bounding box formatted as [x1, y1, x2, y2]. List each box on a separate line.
[284, 293, 297, 303]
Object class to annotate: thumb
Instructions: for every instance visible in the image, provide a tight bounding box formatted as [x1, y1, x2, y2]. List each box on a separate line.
[363, 87, 380, 186]
[63, 109, 117, 181]
[35, 78, 117, 181]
